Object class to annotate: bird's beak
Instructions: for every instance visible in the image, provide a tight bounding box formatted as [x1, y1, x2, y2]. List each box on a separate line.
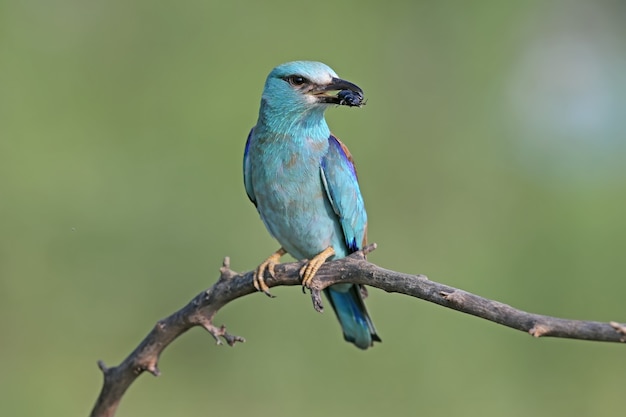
[312, 77, 364, 107]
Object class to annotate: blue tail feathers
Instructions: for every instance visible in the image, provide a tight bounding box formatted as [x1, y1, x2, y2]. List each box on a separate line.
[325, 284, 381, 349]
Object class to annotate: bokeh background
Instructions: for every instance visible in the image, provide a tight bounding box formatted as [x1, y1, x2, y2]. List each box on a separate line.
[2, 1, 626, 416]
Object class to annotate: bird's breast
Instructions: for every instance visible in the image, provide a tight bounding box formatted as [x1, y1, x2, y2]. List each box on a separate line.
[249, 136, 344, 259]
[251, 141, 326, 214]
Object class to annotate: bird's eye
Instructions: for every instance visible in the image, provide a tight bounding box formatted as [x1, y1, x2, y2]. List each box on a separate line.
[287, 75, 308, 86]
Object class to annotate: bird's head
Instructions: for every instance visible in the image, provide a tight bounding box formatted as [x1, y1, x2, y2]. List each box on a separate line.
[260, 61, 364, 117]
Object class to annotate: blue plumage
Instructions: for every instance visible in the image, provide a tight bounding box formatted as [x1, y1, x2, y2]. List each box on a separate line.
[244, 61, 380, 349]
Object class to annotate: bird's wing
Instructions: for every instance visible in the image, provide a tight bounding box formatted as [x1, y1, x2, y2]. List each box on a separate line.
[243, 128, 256, 206]
[320, 135, 368, 253]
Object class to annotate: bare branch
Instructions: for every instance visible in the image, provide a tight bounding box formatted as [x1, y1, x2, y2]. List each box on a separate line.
[89, 243, 626, 417]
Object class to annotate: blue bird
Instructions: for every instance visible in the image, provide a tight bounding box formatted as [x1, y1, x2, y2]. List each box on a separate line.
[244, 61, 380, 349]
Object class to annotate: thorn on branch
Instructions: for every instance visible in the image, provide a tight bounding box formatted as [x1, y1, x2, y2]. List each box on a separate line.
[200, 320, 245, 347]
[440, 290, 463, 305]
[97, 360, 109, 373]
[311, 289, 324, 313]
[529, 324, 550, 338]
[362, 243, 377, 256]
[360, 285, 369, 299]
[219, 257, 237, 280]
[223, 332, 246, 346]
[144, 360, 161, 377]
[439, 290, 469, 306]
[610, 321, 626, 342]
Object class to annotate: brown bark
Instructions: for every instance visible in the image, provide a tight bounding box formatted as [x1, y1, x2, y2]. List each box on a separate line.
[89, 244, 626, 417]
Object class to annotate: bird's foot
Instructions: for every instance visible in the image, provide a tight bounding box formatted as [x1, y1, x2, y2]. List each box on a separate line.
[253, 247, 286, 298]
[300, 246, 335, 291]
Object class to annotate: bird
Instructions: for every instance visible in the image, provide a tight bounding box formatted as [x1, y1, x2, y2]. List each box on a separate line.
[243, 61, 381, 349]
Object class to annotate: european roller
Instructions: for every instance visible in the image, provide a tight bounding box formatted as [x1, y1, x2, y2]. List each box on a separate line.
[244, 61, 381, 349]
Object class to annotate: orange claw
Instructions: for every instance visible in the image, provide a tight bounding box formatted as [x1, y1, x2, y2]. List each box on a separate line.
[300, 246, 335, 289]
[253, 247, 287, 297]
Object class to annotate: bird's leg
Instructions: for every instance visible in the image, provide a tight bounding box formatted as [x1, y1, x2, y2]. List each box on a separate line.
[300, 246, 335, 290]
[253, 247, 287, 297]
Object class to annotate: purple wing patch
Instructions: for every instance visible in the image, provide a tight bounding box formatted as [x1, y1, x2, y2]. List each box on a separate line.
[321, 134, 367, 253]
[243, 128, 256, 206]
[327, 135, 358, 179]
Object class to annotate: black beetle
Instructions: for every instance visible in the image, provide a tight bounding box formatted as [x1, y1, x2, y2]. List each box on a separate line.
[337, 89, 364, 107]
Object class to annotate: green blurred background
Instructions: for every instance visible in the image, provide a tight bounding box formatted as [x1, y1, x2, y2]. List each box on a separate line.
[2, 0, 626, 416]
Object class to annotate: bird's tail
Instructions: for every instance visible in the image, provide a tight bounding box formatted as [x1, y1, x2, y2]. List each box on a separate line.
[325, 284, 381, 350]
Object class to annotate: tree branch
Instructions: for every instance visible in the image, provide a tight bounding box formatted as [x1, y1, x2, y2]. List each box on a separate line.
[89, 243, 626, 417]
